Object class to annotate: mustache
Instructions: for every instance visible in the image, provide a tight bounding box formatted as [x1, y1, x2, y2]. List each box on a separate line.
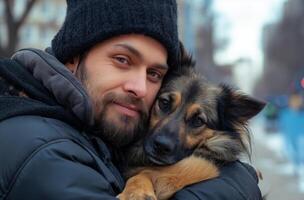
[103, 92, 149, 117]
[91, 91, 150, 147]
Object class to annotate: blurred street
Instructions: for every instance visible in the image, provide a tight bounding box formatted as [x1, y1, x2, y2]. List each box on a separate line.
[251, 118, 304, 200]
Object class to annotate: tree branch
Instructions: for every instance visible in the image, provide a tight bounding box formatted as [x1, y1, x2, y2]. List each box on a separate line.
[1, 0, 38, 57]
[4, 0, 14, 26]
[16, 0, 37, 29]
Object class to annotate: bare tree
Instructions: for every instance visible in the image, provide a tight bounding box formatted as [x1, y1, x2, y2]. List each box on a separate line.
[0, 0, 38, 58]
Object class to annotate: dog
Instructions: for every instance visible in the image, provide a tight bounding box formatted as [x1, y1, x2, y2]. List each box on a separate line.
[117, 45, 266, 200]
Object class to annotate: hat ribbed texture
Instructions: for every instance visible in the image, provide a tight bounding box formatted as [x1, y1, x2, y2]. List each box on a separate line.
[52, 0, 178, 66]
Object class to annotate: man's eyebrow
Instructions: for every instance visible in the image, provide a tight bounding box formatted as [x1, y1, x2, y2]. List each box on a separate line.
[114, 44, 143, 59]
[152, 63, 169, 71]
[114, 43, 168, 70]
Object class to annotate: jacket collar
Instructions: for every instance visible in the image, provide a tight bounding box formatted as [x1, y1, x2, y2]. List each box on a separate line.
[11, 48, 94, 126]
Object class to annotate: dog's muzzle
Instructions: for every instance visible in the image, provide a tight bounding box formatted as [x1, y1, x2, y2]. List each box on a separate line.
[144, 134, 182, 165]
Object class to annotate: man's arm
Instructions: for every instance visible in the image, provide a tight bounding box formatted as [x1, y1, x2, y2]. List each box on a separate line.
[5, 140, 120, 200]
[171, 161, 262, 200]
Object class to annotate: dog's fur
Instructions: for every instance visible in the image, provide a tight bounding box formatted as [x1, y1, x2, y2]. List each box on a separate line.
[117, 45, 266, 200]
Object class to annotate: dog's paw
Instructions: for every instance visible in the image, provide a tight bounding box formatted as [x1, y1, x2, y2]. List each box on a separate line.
[118, 173, 157, 200]
[117, 191, 157, 200]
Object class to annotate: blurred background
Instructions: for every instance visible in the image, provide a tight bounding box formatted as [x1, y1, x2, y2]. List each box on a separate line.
[0, 0, 303, 199]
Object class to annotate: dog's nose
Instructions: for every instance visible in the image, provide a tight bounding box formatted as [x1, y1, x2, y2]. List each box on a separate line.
[153, 135, 175, 155]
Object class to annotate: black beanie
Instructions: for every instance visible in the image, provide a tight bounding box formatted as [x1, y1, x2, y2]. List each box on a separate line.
[51, 0, 179, 66]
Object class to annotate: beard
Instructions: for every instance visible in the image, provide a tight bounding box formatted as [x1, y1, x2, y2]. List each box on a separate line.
[77, 59, 149, 148]
[92, 92, 149, 147]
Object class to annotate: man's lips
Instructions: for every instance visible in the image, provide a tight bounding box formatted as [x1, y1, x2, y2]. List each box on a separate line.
[112, 101, 140, 117]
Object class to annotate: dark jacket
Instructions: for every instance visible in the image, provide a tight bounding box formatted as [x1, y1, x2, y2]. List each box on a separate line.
[0, 49, 262, 200]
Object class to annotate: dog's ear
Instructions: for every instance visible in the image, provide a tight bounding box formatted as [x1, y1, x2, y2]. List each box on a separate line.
[217, 84, 266, 128]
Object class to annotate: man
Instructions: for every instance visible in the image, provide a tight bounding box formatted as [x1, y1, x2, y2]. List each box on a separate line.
[0, 0, 262, 199]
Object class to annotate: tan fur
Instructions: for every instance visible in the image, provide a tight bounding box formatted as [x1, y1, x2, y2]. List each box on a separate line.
[117, 172, 157, 200]
[185, 103, 201, 121]
[150, 110, 160, 128]
[119, 156, 219, 200]
[178, 123, 186, 145]
[149, 115, 159, 129]
[171, 92, 182, 110]
[203, 134, 232, 151]
[185, 128, 215, 149]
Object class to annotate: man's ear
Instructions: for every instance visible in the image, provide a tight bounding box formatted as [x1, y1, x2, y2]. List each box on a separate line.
[65, 56, 81, 74]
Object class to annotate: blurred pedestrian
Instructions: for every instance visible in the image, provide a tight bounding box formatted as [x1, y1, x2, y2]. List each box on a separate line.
[264, 102, 279, 133]
[279, 92, 304, 176]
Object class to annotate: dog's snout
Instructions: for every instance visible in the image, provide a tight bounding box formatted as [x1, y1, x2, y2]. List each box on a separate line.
[153, 135, 175, 155]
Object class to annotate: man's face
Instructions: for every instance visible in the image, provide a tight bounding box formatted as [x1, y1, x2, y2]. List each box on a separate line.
[69, 35, 168, 147]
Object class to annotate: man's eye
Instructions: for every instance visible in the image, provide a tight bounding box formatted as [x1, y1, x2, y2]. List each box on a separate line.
[113, 56, 129, 65]
[158, 97, 171, 113]
[148, 70, 163, 83]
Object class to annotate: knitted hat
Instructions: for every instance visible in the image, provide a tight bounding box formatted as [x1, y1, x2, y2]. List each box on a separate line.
[51, 0, 179, 66]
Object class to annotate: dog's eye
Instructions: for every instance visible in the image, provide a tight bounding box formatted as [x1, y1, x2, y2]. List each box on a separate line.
[158, 97, 171, 113]
[190, 116, 205, 128]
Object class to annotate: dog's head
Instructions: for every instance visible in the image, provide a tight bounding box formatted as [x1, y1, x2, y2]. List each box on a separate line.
[144, 45, 266, 165]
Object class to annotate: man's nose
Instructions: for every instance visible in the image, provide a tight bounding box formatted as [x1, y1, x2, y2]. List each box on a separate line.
[123, 70, 147, 98]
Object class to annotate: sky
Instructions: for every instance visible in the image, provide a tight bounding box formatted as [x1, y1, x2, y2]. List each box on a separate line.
[212, 0, 287, 92]
[213, 0, 286, 66]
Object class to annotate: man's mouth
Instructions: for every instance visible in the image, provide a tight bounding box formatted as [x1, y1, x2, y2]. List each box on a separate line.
[112, 101, 140, 118]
